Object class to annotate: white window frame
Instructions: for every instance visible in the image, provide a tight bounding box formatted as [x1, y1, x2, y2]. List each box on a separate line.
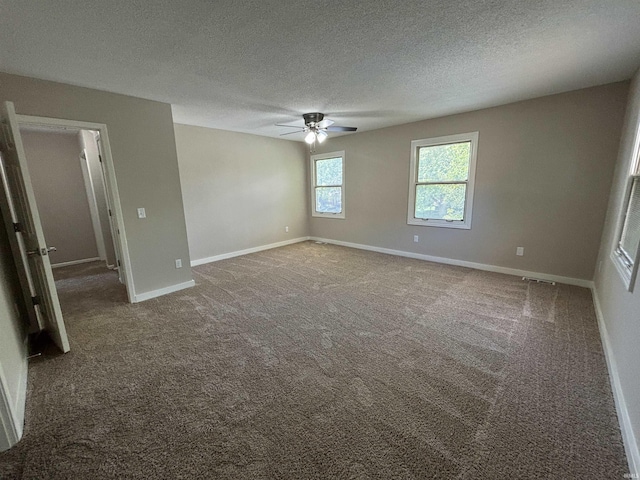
[311, 150, 345, 219]
[611, 121, 640, 292]
[407, 132, 478, 229]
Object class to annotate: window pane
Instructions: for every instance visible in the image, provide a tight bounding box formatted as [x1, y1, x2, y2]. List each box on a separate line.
[620, 177, 640, 265]
[415, 183, 466, 220]
[418, 142, 470, 182]
[316, 187, 342, 213]
[316, 157, 342, 186]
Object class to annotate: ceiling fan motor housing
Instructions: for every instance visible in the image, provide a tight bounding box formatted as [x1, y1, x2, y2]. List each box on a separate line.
[303, 112, 324, 126]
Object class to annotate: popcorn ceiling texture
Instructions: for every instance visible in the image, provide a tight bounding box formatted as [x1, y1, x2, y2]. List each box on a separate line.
[1, 1, 639, 138]
[0, 242, 628, 478]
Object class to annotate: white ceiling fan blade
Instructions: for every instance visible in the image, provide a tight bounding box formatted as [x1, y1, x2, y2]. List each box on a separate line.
[317, 119, 334, 128]
[279, 130, 304, 136]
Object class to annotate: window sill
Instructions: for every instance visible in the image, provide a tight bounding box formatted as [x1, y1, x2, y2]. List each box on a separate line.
[407, 218, 471, 229]
[312, 212, 345, 219]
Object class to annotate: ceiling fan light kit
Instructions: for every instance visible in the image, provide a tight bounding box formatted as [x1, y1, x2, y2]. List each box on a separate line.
[277, 112, 357, 149]
[316, 130, 328, 143]
[304, 131, 316, 144]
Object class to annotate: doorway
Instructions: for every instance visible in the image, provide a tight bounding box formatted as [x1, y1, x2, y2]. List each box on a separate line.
[19, 127, 118, 267]
[15, 115, 134, 306]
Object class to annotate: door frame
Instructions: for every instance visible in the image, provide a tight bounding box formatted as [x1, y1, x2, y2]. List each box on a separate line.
[78, 143, 108, 264]
[16, 115, 135, 303]
[94, 132, 125, 278]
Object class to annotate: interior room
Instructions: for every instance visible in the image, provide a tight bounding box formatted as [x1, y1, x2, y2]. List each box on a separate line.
[1, 1, 640, 478]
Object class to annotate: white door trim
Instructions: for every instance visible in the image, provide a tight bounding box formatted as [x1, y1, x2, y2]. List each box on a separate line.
[94, 133, 123, 274]
[78, 146, 107, 261]
[16, 114, 135, 303]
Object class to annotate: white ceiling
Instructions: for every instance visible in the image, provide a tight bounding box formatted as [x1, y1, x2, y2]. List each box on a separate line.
[1, 1, 640, 141]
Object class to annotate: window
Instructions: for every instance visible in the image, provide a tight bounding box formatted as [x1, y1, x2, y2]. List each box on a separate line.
[407, 132, 478, 229]
[311, 151, 345, 219]
[612, 128, 640, 291]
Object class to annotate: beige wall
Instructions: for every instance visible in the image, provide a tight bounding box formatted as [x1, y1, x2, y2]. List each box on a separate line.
[21, 130, 98, 265]
[310, 83, 628, 281]
[174, 124, 308, 262]
[594, 69, 640, 469]
[0, 71, 192, 296]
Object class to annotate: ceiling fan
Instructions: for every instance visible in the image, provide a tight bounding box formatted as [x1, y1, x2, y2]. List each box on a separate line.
[277, 112, 357, 145]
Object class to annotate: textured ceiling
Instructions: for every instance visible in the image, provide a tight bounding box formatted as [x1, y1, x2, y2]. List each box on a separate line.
[1, 1, 640, 140]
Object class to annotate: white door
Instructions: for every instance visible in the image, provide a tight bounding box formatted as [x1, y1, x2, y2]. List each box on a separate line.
[0, 101, 70, 353]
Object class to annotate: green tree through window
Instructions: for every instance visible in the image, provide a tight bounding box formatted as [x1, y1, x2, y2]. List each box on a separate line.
[311, 152, 345, 218]
[415, 142, 470, 221]
[315, 157, 342, 213]
[408, 132, 478, 229]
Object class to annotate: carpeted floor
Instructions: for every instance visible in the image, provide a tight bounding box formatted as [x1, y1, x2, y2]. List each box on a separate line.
[0, 241, 629, 479]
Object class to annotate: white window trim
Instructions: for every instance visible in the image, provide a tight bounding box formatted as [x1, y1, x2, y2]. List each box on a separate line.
[407, 132, 479, 229]
[311, 150, 346, 219]
[611, 119, 640, 292]
[611, 246, 634, 289]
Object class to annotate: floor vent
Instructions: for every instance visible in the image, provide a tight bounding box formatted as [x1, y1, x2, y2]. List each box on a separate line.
[522, 276, 556, 285]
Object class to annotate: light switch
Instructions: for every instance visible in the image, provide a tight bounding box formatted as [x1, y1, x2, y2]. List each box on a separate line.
[137, 208, 146, 219]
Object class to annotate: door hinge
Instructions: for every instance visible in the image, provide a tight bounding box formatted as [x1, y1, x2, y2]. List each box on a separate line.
[13, 222, 22, 232]
[98, 154, 102, 163]
[117, 259, 121, 267]
[31, 295, 40, 306]
[108, 209, 112, 217]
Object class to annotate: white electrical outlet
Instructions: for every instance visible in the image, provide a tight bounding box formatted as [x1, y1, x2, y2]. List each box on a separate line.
[137, 207, 146, 219]
[175, 259, 182, 268]
[285, 226, 289, 233]
[516, 247, 524, 256]
[413, 235, 419, 243]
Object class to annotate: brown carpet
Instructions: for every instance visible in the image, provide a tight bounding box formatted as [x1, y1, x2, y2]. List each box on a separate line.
[0, 241, 629, 479]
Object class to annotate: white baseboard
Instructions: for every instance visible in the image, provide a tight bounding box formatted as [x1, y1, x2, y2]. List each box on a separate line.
[310, 237, 592, 288]
[592, 287, 640, 476]
[133, 279, 195, 303]
[190, 237, 311, 267]
[51, 257, 101, 269]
